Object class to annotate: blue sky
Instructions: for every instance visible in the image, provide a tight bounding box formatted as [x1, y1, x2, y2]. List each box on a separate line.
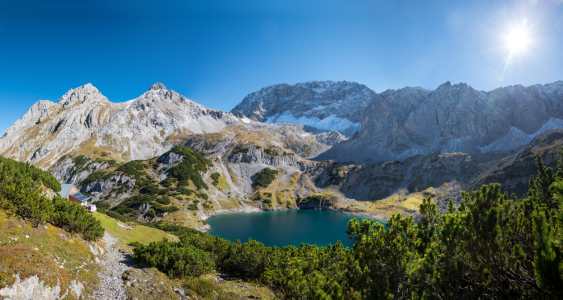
[1, 0, 562, 135]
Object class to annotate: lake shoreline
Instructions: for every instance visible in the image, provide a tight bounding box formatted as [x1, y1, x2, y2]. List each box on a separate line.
[199, 205, 388, 233]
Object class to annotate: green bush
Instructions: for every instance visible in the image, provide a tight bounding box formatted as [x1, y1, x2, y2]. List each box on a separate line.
[140, 184, 161, 195]
[164, 146, 211, 190]
[0, 155, 103, 240]
[0, 156, 61, 192]
[211, 172, 220, 186]
[160, 177, 173, 187]
[253, 168, 278, 188]
[116, 160, 148, 178]
[232, 147, 248, 155]
[72, 155, 91, 171]
[156, 196, 171, 205]
[52, 196, 104, 240]
[264, 149, 278, 156]
[152, 203, 179, 213]
[132, 238, 214, 278]
[188, 204, 198, 211]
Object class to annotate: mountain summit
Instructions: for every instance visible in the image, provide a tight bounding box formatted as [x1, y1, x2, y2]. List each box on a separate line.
[231, 81, 375, 136]
[0, 83, 236, 166]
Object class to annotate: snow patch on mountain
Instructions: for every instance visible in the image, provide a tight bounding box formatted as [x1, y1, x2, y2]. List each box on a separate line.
[265, 113, 360, 135]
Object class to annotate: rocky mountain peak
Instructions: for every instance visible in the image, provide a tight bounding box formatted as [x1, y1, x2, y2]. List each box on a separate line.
[149, 82, 166, 91]
[437, 81, 451, 90]
[231, 80, 376, 136]
[56, 83, 106, 108]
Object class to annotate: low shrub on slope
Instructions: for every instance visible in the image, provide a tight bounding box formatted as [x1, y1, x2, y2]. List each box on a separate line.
[0, 155, 103, 241]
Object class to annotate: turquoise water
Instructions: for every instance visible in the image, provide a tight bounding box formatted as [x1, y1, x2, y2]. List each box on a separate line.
[207, 209, 385, 248]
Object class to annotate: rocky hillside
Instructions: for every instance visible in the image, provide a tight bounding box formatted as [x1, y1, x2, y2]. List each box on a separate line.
[231, 81, 375, 136]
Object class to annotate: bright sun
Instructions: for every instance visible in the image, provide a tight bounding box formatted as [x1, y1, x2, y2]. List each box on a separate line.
[506, 28, 529, 52]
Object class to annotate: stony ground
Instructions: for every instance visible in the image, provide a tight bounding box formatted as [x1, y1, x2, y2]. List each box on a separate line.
[92, 233, 132, 300]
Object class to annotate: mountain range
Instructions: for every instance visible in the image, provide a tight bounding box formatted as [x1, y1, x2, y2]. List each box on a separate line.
[2, 79, 563, 223]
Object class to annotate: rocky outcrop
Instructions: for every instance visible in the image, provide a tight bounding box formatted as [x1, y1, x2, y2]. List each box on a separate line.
[228, 147, 316, 171]
[80, 174, 135, 194]
[157, 151, 183, 165]
[0, 274, 83, 300]
[232, 81, 375, 135]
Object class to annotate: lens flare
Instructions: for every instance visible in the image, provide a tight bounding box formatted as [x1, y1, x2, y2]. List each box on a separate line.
[499, 18, 532, 81]
[506, 28, 529, 51]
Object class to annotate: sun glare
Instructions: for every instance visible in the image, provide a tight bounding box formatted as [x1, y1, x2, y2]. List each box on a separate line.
[506, 28, 529, 51]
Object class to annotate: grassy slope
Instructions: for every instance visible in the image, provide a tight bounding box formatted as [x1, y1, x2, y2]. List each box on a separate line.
[93, 212, 177, 245]
[0, 210, 101, 296]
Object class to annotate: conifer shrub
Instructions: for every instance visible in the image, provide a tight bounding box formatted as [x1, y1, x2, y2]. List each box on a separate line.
[156, 196, 171, 205]
[159, 177, 173, 187]
[263, 149, 279, 156]
[211, 172, 220, 186]
[0, 156, 103, 240]
[116, 160, 148, 178]
[253, 168, 278, 188]
[152, 203, 179, 213]
[72, 155, 91, 171]
[52, 195, 104, 240]
[176, 186, 194, 196]
[232, 147, 248, 155]
[140, 184, 161, 195]
[132, 238, 214, 278]
[164, 146, 211, 190]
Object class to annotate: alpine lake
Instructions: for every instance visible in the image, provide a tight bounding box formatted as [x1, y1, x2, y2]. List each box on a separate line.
[207, 209, 386, 248]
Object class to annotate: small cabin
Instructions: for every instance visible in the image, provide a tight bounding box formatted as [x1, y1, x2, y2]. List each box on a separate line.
[59, 184, 91, 206]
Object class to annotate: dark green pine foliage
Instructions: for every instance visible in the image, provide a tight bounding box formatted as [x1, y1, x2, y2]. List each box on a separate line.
[115, 160, 149, 179]
[164, 146, 212, 190]
[132, 238, 214, 278]
[0, 155, 103, 241]
[253, 168, 278, 188]
[210, 172, 220, 186]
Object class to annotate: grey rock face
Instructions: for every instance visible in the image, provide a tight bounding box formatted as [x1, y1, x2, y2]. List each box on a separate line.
[80, 174, 135, 193]
[231, 81, 375, 135]
[0, 274, 83, 300]
[157, 152, 183, 165]
[353, 80, 563, 162]
[227, 147, 316, 171]
[149, 82, 166, 90]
